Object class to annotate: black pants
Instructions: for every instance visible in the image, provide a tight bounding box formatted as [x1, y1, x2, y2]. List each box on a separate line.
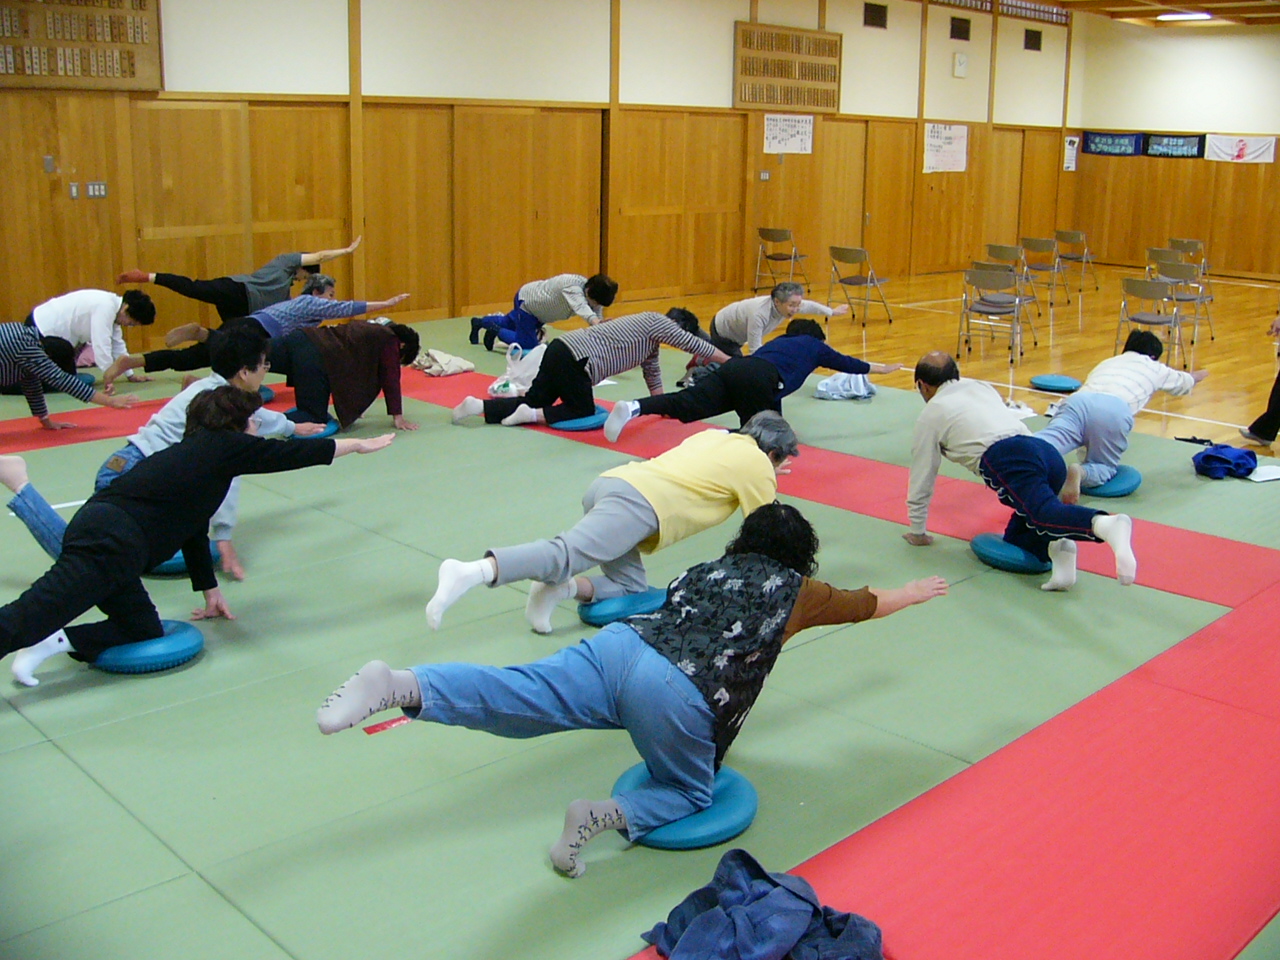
[1249, 368, 1280, 441]
[0, 503, 163, 664]
[708, 318, 744, 358]
[155, 273, 250, 322]
[483, 339, 594, 425]
[142, 317, 267, 374]
[270, 330, 330, 423]
[639, 356, 781, 427]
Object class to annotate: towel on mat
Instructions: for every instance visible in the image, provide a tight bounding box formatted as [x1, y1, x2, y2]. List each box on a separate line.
[412, 349, 474, 377]
[814, 373, 876, 401]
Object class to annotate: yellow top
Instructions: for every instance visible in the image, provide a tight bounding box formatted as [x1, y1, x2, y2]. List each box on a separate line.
[601, 430, 778, 553]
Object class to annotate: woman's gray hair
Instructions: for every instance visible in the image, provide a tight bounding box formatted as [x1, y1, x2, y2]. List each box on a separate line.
[771, 281, 804, 302]
[740, 410, 799, 461]
[302, 273, 336, 296]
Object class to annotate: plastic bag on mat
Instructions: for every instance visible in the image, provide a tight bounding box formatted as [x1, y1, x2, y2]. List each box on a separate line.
[814, 373, 877, 401]
[488, 342, 546, 398]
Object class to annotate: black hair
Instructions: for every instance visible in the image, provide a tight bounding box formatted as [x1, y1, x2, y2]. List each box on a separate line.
[39, 336, 77, 375]
[784, 317, 825, 341]
[914, 353, 960, 387]
[724, 502, 820, 578]
[1123, 329, 1163, 361]
[122, 289, 156, 325]
[185, 384, 264, 438]
[584, 274, 618, 307]
[302, 273, 336, 297]
[209, 326, 270, 380]
[301, 264, 321, 275]
[388, 323, 421, 365]
[665, 307, 700, 335]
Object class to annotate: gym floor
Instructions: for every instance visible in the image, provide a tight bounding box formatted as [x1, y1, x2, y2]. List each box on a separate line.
[2, 296, 1278, 959]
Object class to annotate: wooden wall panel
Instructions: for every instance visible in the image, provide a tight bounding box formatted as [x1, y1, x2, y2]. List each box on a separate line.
[912, 125, 986, 275]
[0, 91, 62, 320]
[1018, 128, 1061, 242]
[682, 113, 745, 294]
[531, 110, 603, 286]
[1208, 161, 1280, 276]
[817, 118, 868, 292]
[864, 120, 916, 279]
[980, 127, 1024, 252]
[363, 105, 452, 317]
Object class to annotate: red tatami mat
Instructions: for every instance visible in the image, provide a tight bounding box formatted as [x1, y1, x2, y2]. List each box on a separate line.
[401, 371, 1280, 608]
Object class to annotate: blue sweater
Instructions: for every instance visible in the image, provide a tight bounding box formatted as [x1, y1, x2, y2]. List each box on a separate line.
[753, 334, 870, 399]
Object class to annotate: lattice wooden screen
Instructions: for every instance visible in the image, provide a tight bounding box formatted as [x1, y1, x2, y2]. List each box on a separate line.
[733, 20, 841, 113]
[0, 0, 162, 91]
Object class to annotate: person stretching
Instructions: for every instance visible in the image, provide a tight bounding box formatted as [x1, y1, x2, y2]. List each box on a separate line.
[29, 288, 156, 387]
[1036, 330, 1205, 488]
[470, 273, 618, 351]
[906, 351, 1137, 591]
[0, 386, 393, 688]
[6, 327, 326, 581]
[605, 318, 902, 441]
[706, 282, 849, 357]
[426, 410, 797, 633]
[0, 321, 137, 430]
[451, 309, 730, 428]
[318, 502, 948, 877]
[104, 274, 409, 380]
[119, 236, 362, 323]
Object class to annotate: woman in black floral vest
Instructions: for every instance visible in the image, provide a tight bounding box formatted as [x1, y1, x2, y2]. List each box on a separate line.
[316, 503, 947, 877]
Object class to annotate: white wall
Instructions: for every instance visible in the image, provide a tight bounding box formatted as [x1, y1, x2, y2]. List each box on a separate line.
[161, 0, 349, 95]
[992, 21, 1066, 126]
[1070, 14, 1280, 134]
[619, 0, 747, 107]
[923, 8, 991, 122]
[757, 0, 821, 29]
[829, 0, 922, 118]
[361, 0, 610, 101]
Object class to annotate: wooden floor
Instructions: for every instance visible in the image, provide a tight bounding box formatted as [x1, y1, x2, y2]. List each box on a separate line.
[569, 264, 1280, 448]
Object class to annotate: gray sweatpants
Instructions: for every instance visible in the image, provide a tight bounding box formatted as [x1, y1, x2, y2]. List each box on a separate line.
[488, 477, 659, 599]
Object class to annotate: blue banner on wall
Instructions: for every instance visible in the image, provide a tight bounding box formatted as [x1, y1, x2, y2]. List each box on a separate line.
[1082, 131, 1145, 156]
[1145, 134, 1206, 158]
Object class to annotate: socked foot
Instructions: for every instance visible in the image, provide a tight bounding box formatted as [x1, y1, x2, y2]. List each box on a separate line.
[451, 396, 484, 424]
[550, 799, 627, 878]
[1093, 513, 1137, 585]
[1041, 539, 1078, 592]
[425, 558, 493, 629]
[316, 660, 422, 735]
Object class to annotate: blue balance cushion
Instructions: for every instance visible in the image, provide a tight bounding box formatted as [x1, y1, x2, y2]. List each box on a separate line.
[94, 620, 204, 675]
[550, 404, 609, 432]
[1030, 374, 1082, 393]
[258, 384, 275, 403]
[148, 541, 220, 577]
[284, 409, 339, 439]
[579, 587, 668, 627]
[612, 763, 758, 850]
[1082, 464, 1142, 498]
[75, 372, 96, 387]
[970, 532, 1052, 574]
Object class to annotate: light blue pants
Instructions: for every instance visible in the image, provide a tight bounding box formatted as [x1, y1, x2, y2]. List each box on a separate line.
[1035, 392, 1134, 488]
[408, 622, 716, 839]
[8, 442, 146, 561]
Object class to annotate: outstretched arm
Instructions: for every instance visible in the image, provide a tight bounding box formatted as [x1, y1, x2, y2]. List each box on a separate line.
[333, 434, 395, 458]
[300, 236, 362, 267]
[363, 293, 410, 313]
[869, 576, 949, 618]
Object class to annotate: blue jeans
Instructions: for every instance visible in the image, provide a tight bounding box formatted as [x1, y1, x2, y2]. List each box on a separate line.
[9, 442, 146, 561]
[408, 622, 716, 839]
[1036, 392, 1134, 488]
[978, 435, 1102, 562]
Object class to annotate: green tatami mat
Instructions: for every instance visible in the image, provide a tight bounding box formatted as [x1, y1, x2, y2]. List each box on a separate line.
[0, 875, 293, 960]
[1237, 908, 1280, 960]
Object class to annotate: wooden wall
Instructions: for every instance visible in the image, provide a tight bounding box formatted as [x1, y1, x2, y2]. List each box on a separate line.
[3, 87, 1277, 346]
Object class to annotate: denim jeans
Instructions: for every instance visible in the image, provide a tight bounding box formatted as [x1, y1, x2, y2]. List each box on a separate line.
[1036, 392, 1135, 488]
[93, 441, 147, 493]
[409, 622, 716, 839]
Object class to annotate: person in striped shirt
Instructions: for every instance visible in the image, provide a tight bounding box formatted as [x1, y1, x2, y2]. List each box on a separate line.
[451, 309, 730, 427]
[1036, 330, 1205, 488]
[0, 321, 137, 430]
[470, 273, 618, 351]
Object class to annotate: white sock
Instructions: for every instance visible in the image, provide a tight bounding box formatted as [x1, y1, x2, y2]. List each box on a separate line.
[1093, 513, 1137, 585]
[316, 660, 422, 735]
[603, 401, 637, 443]
[1041, 539, 1078, 592]
[451, 396, 484, 424]
[12, 629, 71, 687]
[425, 558, 494, 629]
[500, 403, 539, 427]
[525, 580, 577, 634]
[549, 798, 627, 878]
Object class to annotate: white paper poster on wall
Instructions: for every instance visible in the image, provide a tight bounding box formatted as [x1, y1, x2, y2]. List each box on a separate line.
[763, 114, 814, 154]
[1063, 135, 1079, 172]
[923, 123, 968, 173]
[1205, 135, 1276, 164]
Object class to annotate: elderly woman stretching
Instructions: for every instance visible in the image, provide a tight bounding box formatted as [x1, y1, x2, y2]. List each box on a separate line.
[318, 502, 947, 877]
[426, 411, 798, 633]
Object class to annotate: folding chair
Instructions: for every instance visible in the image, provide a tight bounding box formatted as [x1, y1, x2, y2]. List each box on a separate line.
[827, 246, 893, 326]
[958, 269, 1038, 362]
[1151, 260, 1212, 347]
[1021, 236, 1071, 306]
[1055, 230, 1099, 291]
[753, 228, 809, 293]
[1116, 277, 1186, 368]
[986, 244, 1041, 316]
[1168, 238, 1215, 339]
